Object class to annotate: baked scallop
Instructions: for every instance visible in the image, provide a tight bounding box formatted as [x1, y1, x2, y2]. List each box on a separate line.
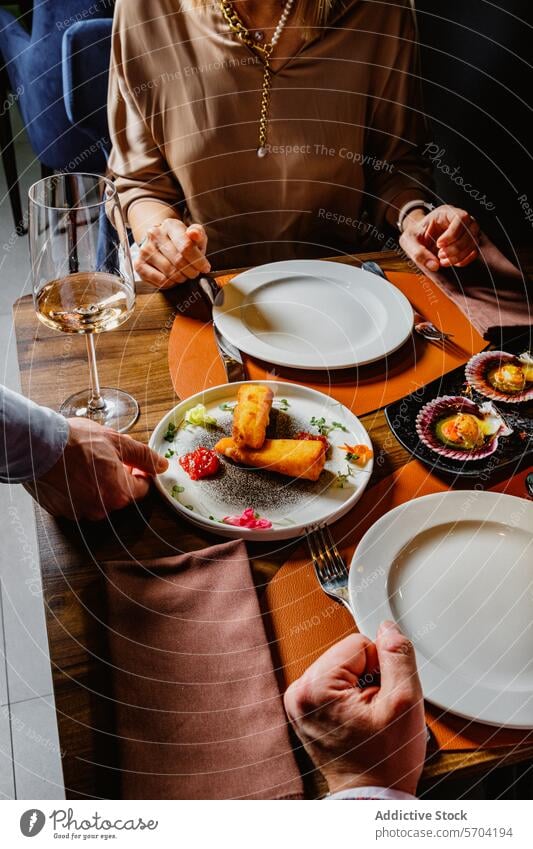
[465, 351, 533, 404]
[415, 395, 512, 461]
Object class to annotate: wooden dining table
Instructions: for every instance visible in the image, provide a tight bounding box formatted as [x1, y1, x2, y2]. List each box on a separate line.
[12, 247, 533, 800]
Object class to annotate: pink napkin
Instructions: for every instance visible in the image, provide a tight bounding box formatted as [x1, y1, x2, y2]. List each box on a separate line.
[425, 233, 531, 343]
[105, 540, 304, 799]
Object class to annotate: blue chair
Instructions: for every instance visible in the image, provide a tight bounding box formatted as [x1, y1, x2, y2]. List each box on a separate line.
[0, 2, 32, 230]
[61, 17, 113, 155]
[61, 17, 121, 268]
[0, 1, 114, 177]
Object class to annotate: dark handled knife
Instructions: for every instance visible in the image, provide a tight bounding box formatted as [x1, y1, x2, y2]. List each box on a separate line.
[198, 275, 247, 383]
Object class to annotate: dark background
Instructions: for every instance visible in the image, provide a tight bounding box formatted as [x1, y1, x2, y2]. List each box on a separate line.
[416, 0, 533, 255]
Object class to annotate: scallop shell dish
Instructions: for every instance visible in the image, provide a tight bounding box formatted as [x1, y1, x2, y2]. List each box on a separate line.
[465, 351, 533, 404]
[415, 395, 512, 461]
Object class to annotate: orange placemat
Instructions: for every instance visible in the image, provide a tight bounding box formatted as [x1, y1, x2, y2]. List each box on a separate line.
[265, 460, 533, 752]
[168, 271, 486, 417]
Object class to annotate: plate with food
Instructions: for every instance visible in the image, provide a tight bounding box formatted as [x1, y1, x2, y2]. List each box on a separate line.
[212, 259, 414, 370]
[385, 351, 532, 477]
[465, 350, 533, 404]
[349, 491, 533, 728]
[415, 395, 513, 461]
[149, 381, 373, 540]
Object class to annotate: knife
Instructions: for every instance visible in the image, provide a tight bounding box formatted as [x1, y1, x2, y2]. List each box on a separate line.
[198, 275, 247, 383]
[213, 324, 247, 383]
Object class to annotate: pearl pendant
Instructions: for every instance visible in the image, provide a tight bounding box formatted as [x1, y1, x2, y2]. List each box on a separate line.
[257, 146, 268, 158]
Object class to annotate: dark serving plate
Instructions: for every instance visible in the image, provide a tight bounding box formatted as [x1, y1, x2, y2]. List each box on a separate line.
[385, 356, 533, 478]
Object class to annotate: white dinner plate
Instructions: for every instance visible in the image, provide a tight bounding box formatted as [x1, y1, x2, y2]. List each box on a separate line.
[212, 260, 414, 370]
[150, 381, 373, 541]
[349, 491, 533, 728]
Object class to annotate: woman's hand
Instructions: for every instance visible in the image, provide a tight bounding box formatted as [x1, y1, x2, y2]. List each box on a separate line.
[400, 204, 480, 273]
[135, 219, 211, 288]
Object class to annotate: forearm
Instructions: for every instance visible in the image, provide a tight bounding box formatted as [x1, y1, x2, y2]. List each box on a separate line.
[128, 200, 182, 245]
[0, 386, 69, 484]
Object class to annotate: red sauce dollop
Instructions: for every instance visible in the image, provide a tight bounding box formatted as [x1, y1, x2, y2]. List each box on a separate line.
[294, 431, 330, 452]
[179, 447, 220, 480]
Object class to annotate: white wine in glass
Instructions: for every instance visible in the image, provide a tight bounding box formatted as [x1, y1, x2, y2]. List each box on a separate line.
[29, 173, 139, 432]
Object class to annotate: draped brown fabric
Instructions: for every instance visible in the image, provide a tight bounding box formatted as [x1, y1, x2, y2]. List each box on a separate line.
[105, 540, 304, 799]
[108, 0, 431, 269]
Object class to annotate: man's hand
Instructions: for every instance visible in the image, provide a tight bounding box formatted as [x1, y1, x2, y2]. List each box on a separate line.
[24, 417, 168, 521]
[284, 622, 426, 796]
[400, 204, 480, 273]
[135, 219, 210, 288]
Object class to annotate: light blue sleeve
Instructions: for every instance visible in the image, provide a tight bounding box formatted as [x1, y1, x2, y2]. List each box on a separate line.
[0, 385, 70, 484]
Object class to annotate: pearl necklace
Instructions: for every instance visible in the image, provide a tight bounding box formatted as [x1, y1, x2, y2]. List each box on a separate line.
[219, 0, 295, 157]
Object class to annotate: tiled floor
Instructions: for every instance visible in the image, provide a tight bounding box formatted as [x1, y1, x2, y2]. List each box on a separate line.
[0, 106, 65, 799]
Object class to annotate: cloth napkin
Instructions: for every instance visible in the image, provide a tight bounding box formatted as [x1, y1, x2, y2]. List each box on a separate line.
[105, 540, 304, 800]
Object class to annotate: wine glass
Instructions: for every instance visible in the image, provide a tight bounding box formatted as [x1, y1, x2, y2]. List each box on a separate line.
[28, 172, 139, 432]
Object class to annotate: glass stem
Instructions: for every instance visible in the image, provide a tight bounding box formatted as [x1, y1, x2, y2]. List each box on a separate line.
[86, 335, 106, 412]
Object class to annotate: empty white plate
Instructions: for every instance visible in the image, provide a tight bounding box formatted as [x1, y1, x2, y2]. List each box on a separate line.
[349, 491, 533, 728]
[212, 260, 414, 370]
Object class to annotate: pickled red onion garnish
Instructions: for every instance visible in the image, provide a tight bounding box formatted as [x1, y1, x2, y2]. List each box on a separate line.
[222, 507, 272, 529]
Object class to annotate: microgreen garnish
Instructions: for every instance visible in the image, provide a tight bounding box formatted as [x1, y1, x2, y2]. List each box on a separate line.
[276, 398, 290, 411]
[163, 422, 178, 442]
[164, 448, 175, 459]
[171, 484, 185, 498]
[310, 416, 349, 437]
[219, 401, 237, 412]
[340, 444, 373, 467]
[334, 466, 355, 489]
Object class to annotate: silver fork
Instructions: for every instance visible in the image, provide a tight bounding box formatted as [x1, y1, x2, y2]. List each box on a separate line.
[413, 312, 454, 343]
[306, 521, 435, 751]
[306, 523, 353, 616]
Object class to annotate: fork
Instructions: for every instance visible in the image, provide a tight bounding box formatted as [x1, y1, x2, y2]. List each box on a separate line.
[413, 312, 454, 343]
[306, 522, 435, 750]
[306, 523, 353, 616]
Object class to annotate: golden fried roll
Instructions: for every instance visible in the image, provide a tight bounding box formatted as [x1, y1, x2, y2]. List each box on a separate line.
[215, 437, 326, 482]
[232, 384, 274, 449]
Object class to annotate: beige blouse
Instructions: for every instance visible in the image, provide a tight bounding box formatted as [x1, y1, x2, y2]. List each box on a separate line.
[108, 0, 431, 270]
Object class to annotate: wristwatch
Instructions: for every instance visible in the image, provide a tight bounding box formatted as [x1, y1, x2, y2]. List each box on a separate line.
[397, 200, 434, 232]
